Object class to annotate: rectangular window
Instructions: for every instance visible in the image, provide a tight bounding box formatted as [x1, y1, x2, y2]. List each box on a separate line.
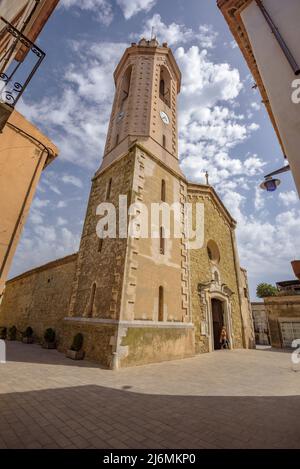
[158, 286, 164, 322]
[106, 178, 112, 200]
[160, 226, 165, 255]
[161, 179, 166, 202]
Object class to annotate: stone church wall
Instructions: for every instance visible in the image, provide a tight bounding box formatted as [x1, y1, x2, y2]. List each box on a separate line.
[0, 254, 77, 342]
[188, 186, 244, 353]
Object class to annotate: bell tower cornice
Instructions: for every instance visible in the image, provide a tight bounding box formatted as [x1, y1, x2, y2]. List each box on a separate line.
[114, 40, 182, 93]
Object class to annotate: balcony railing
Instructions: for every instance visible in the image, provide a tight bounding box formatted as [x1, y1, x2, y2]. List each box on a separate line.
[0, 16, 45, 131]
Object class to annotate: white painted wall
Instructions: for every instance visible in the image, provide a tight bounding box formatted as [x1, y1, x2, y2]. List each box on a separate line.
[241, 0, 300, 197]
[0, 0, 32, 26]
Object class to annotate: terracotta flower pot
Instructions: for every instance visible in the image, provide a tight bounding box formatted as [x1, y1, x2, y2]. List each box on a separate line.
[66, 349, 85, 360]
[22, 337, 33, 344]
[291, 260, 300, 280]
[42, 342, 56, 349]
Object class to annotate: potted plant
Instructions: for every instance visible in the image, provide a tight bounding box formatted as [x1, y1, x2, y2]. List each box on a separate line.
[22, 326, 34, 344]
[0, 327, 7, 340]
[7, 326, 17, 341]
[43, 328, 56, 349]
[66, 333, 84, 360]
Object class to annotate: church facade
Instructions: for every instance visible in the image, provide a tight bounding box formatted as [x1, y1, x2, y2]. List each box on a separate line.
[0, 39, 254, 368]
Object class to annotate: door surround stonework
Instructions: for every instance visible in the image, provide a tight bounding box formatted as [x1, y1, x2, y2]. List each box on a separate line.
[198, 279, 234, 352]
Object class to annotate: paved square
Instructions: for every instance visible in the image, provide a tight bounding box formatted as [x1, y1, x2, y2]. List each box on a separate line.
[0, 342, 299, 449]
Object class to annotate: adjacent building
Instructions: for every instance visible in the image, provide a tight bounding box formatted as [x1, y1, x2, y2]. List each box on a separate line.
[218, 0, 300, 196]
[251, 302, 270, 345]
[254, 279, 300, 348]
[0, 39, 254, 368]
[0, 0, 59, 296]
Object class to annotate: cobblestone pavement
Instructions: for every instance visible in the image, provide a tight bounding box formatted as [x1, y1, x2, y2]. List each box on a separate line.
[0, 342, 299, 449]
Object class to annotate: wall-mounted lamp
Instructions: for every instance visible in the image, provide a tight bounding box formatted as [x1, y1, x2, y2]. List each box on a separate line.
[260, 177, 281, 192]
[260, 164, 290, 192]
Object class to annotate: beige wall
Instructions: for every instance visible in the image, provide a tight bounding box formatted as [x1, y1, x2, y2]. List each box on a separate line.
[240, 268, 255, 348]
[252, 302, 270, 345]
[241, 0, 300, 196]
[188, 185, 244, 353]
[0, 254, 77, 341]
[121, 146, 188, 324]
[0, 110, 58, 296]
[68, 151, 133, 320]
[264, 295, 300, 348]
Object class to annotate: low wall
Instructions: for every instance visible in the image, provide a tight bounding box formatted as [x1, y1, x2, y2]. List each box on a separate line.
[59, 318, 117, 368]
[0, 254, 77, 342]
[118, 324, 195, 368]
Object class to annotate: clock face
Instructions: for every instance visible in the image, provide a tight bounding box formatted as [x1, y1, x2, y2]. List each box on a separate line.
[160, 111, 170, 125]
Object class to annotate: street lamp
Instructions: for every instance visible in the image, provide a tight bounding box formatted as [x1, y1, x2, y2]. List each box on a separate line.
[260, 163, 290, 192]
[260, 176, 281, 192]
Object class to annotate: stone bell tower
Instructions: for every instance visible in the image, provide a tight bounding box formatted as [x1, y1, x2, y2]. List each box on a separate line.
[100, 38, 182, 176]
[63, 39, 194, 369]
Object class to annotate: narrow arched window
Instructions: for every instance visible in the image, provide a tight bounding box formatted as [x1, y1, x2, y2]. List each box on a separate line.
[160, 79, 165, 99]
[88, 283, 96, 318]
[106, 178, 112, 200]
[115, 134, 119, 146]
[162, 134, 166, 148]
[158, 286, 164, 322]
[98, 238, 103, 253]
[160, 226, 165, 254]
[159, 66, 171, 107]
[120, 65, 132, 110]
[161, 179, 166, 202]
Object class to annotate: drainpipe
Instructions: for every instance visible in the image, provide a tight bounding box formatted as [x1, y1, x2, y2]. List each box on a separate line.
[255, 0, 300, 75]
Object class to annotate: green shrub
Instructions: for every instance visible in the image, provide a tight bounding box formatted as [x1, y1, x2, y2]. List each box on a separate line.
[8, 326, 17, 340]
[71, 333, 83, 352]
[44, 328, 56, 344]
[256, 283, 277, 298]
[0, 327, 7, 340]
[24, 326, 33, 338]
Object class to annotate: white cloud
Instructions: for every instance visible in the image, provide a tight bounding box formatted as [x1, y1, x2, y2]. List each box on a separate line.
[279, 190, 298, 207]
[11, 225, 80, 275]
[57, 216, 68, 226]
[117, 0, 157, 19]
[18, 41, 126, 169]
[197, 24, 218, 49]
[248, 122, 260, 131]
[175, 46, 242, 106]
[60, 0, 113, 25]
[62, 174, 83, 188]
[32, 198, 50, 209]
[174, 45, 262, 189]
[137, 15, 218, 49]
[137, 14, 194, 46]
[57, 201, 68, 209]
[251, 102, 261, 111]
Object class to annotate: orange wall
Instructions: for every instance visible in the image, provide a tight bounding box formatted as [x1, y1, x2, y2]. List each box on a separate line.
[0, 110, 58, 296]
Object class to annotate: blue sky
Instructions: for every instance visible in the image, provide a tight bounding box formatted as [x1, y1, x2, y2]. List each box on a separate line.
[11, 0, 299, 299]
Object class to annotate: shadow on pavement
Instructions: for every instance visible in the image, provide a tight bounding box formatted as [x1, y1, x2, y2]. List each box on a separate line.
[0, 384, 299, 449]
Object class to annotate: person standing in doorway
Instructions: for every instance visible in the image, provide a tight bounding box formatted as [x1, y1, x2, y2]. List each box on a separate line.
[220, 326, 229, 349]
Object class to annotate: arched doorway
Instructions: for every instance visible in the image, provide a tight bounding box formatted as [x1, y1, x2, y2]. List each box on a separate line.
[211, 298, 224, 350]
